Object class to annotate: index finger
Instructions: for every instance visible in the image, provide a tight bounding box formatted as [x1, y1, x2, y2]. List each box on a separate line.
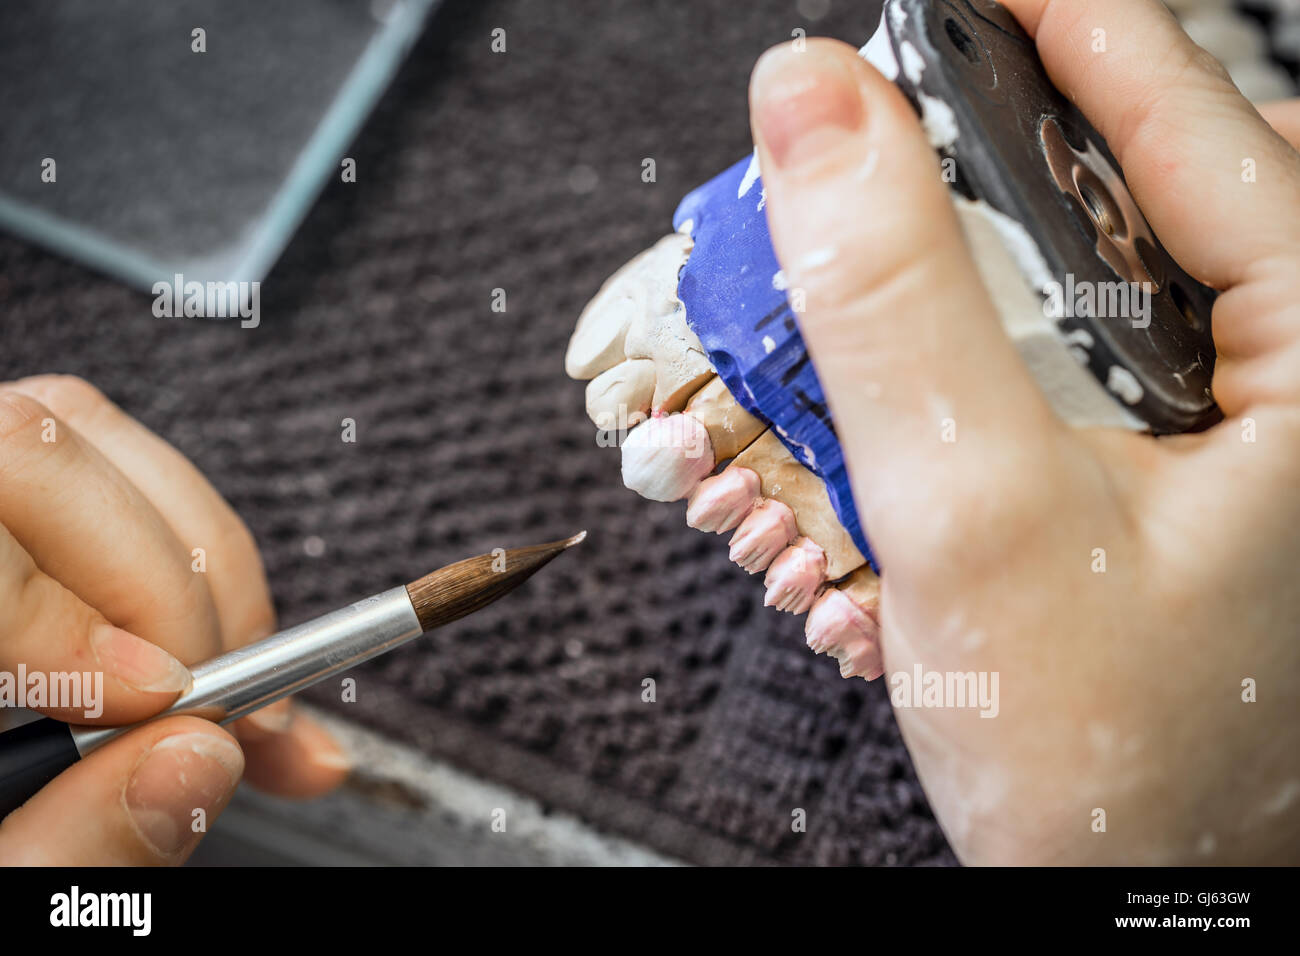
[9, 376, 349, 797]
[1003, 0, 1300, 290]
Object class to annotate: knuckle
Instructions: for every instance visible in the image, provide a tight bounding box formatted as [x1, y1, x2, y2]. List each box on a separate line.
[20, 374, 114, 424]
[120, 548, 222, 661]
[1181, 41, 1234, 89]
[7, 547, 44, 632]
[229, 598, 276, 648]
[216, 513, 260, 565]
[9, 564, 103, 670]
[0, 392, 57, 463]
[0, 390, 50, 440]
[788, 169, 970, 318]
[800, 242, 939, 326]
[180, 570, 223, 651]
[214, 520, 276, 645]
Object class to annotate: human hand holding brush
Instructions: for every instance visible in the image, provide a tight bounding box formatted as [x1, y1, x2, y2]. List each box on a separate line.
[750, 0, 1300, 863]
[0, 373, 583, 864]
[0, 375, 348, 864]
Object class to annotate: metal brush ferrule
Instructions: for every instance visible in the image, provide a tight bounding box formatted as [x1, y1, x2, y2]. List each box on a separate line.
[70, 587, 421, 756]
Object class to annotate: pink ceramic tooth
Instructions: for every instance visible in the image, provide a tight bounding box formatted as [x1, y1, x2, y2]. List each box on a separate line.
[833, 639, 884, 681]
[621, 411, 715, 502]
[763, 585, 789, 611]
[781, 589, 811, 613]
[763, 537, 827, 615]
[805, 587, 882, 679]
[728, 499, 797, 574]
[686, 466, 760, 533]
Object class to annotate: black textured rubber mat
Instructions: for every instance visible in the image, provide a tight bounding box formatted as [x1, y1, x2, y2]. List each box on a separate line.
[0, 0, 957, 865]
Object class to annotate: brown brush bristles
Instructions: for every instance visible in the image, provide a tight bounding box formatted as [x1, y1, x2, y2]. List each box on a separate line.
[404, 532, 586, 632]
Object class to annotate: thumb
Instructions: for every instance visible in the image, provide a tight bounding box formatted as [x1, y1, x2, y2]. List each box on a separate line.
[749, 39, 1058, 557]
[0, 717, 243, 864]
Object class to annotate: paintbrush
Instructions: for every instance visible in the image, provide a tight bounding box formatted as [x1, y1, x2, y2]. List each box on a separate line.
[0, 532, 585, 819]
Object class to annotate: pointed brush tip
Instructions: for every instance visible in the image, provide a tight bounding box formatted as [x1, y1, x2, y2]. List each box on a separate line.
[564, 530, 588, 549]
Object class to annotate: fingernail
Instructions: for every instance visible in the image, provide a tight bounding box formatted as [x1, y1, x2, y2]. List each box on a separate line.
[240, 699, 295, 738]
[124, 733, 244, 858]
[91, 625, 192, 695]
[752, 45, 864, 170]
[310, 743, 352, 773]
[295, 714, 352, 773]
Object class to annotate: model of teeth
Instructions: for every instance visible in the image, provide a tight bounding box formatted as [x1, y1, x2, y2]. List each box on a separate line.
[568, 233, 713, 427]
[566, 0, 1295, 682]
[567, 224, 884, 681]
[564, 186, 1142, 683]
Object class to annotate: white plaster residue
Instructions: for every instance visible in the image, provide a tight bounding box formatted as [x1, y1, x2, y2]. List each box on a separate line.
[1262, 778, 1300, 815]
[738, 149, 761, 199]
[1087, 723, 1117, 755]
[771, 269, 787, 292]
[770, 424, 817, 470]
[918, 92, 959, 150]
[975, 200, 1055, 295]
[677, 218, 694, 236]
[952, 194, 1147, 432]
[762, 335, 776, 354]
[927, 392, 955, 430]
[1064, 329, 1095, 350]
[1106, 366, 1144, 406]
[795, 245, 838, 272]
[1064, 329, 1094, 366]
[861, 5, 952, 150]
[854, 149, 880, 183]
[900, 40, 926, 84]
[568, 231, 710, 416]
[859, 8, 899, 80]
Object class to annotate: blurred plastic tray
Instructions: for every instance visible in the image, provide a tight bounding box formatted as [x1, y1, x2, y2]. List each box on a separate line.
[0, 0, 439, 290]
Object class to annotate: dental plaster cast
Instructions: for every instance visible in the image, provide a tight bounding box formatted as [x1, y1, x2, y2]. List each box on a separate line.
[566, 2, 1280, 681]
[565, 174, 1140, 683]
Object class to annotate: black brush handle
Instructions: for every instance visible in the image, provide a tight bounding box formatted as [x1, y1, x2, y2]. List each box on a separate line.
[0, 718, 80, 819]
